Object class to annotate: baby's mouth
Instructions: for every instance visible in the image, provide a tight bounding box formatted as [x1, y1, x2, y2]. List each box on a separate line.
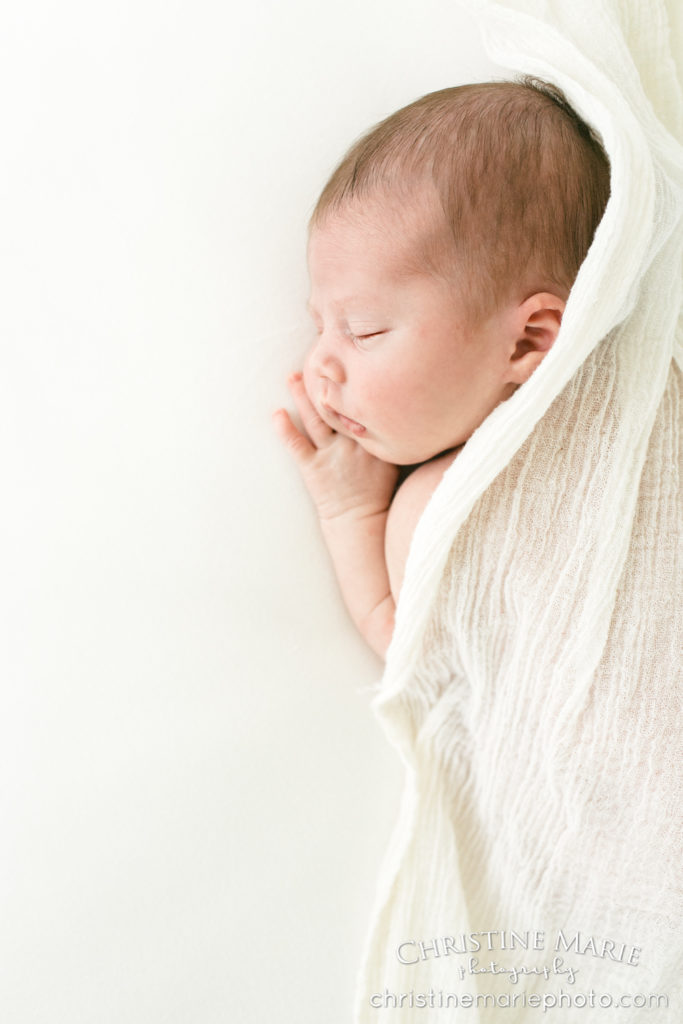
[322, 403, 366, 436]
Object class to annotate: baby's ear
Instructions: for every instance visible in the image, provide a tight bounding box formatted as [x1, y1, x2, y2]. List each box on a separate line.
[506, 292, 565, 384]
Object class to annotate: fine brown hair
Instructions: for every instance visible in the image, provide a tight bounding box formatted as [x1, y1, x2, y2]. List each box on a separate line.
[310, 78, 611, 322]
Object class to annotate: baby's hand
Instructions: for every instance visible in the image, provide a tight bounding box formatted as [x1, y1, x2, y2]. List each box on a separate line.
[273, 372, 399, 522]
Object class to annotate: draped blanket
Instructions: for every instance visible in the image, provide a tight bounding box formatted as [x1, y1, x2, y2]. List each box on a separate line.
[355, 1, 683, 1020]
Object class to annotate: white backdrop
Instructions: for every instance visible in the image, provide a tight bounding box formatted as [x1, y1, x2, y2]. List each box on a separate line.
[1, 4, 498, 1021]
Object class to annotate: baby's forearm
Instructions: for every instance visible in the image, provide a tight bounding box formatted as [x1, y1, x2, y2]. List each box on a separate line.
[273, 373, 400, 658]
[319, 508, 395, 659]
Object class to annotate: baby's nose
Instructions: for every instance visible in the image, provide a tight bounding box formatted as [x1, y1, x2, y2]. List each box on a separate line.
[306, 333, 346, 384]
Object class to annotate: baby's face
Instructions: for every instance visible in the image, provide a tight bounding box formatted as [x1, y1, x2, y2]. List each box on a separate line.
[304, 201, 517, 466]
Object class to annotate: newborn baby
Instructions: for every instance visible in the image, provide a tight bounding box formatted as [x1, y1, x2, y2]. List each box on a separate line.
[274, 78, 609, 658]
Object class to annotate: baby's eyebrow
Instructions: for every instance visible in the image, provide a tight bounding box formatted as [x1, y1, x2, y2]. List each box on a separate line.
[306, 297, 377, 316]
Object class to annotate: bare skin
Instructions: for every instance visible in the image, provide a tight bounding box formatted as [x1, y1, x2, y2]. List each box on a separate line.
[273, 371, 399, 657]
[273, 201, 565, 659]
[273, 373, 461, 657]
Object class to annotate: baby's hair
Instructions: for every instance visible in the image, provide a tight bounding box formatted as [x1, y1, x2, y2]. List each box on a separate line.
[310, 78, 611, 321]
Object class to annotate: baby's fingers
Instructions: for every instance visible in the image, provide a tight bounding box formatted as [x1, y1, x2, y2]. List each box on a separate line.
[272, 407, 315, 466]
[288, 372, 335, 447]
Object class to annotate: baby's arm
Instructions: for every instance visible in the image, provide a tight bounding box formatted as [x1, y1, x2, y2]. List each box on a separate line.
[273, 374, 460, 659]
[384, 446, 461, 599]
[273, 373, 399, 658]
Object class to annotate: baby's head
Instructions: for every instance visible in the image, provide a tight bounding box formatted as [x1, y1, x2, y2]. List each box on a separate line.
[304, 78, 610, 466]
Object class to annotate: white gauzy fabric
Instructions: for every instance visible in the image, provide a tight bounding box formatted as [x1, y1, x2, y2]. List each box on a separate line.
[354, 1, 683, 1021]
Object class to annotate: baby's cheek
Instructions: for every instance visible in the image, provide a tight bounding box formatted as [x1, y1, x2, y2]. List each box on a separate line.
[365, 372, 424, 421]
[361, 377, 395, 418]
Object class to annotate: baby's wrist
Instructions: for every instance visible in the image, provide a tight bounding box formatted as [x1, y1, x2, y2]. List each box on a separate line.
[318, 503, 390, 530]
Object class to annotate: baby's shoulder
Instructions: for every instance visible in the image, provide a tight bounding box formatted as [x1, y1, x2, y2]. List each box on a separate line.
[385, 447, 461, 599]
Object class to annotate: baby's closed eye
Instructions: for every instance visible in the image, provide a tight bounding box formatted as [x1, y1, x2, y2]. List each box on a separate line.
[347, 328, 388, 347]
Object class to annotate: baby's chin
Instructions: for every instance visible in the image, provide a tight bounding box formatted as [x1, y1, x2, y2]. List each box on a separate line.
[369, 435, 468, 468]
[355, 434, 433, 467]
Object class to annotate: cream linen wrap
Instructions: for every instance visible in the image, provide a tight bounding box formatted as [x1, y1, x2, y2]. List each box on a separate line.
[354, 0, 683, 1021]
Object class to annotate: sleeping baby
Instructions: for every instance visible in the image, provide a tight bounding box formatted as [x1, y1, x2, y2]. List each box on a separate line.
[273, 78, 610, 658]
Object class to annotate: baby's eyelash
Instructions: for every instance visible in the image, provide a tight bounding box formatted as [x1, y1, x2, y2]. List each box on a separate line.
[348, 330, 385, 346]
